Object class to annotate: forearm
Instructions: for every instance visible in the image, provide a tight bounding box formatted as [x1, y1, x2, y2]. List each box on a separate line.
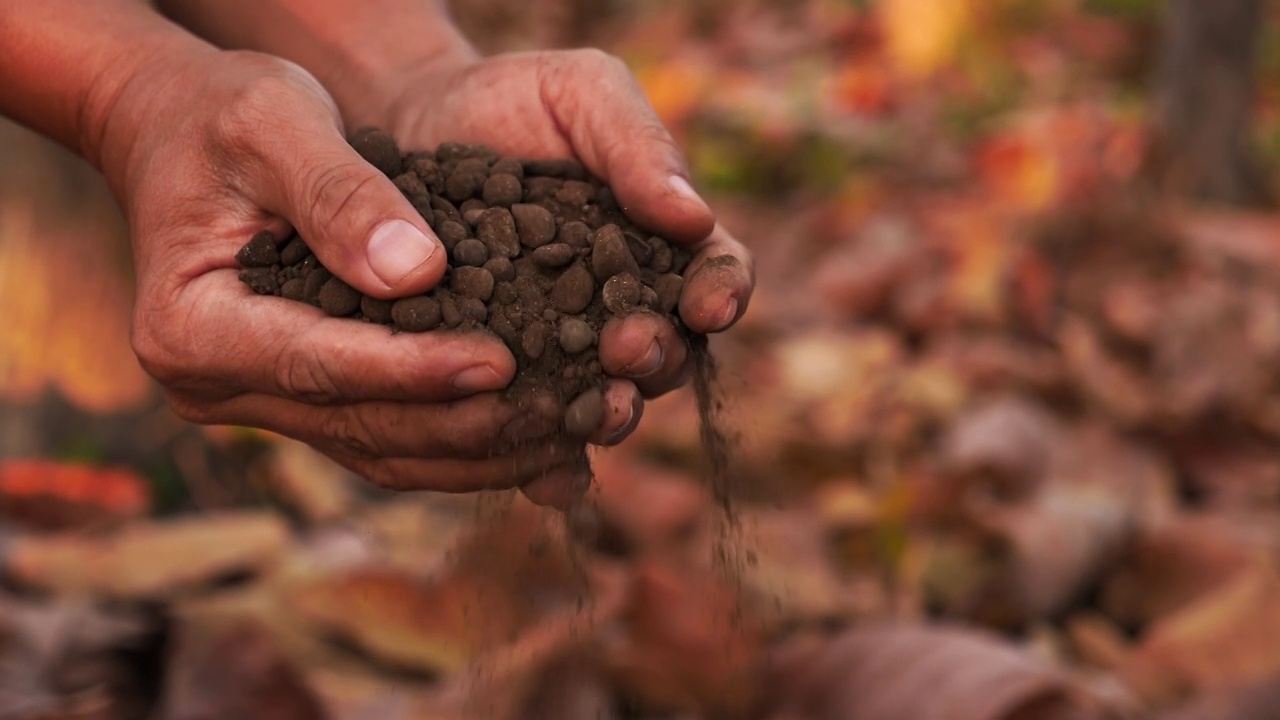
[155, 0, 477, 128]
[0, 0, 213, 169]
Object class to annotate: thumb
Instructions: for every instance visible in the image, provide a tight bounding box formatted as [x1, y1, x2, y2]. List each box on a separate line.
[546, 50, 716, 244]
[258, 129, 447, 300]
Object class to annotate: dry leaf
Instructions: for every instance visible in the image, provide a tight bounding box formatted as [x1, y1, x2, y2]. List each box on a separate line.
[5, 512, 289, 599]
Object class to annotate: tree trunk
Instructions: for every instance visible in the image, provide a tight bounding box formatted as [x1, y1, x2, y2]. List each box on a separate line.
[1152, 0, 1272, 207]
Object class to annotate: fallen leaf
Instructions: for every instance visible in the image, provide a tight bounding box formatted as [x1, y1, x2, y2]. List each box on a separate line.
[5, 512, 290, 599]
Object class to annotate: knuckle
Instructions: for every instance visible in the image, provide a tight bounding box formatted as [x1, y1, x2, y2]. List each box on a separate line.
[318, 407, 383, 460]
[274, 345, 343, 403]
[130, 310, 184, 386]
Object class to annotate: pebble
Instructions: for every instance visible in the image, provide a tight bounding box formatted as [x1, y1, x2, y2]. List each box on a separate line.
[552, 264, 594, 314]
[361, 296, 394, 324]
[512, 203, 557, 248]
[451, 266, 495, 301]
[478, 207, 519, 258]
[319, 277, 362, 316]
[602, 273, 642, 315]
[532, 243, 575, 268]
[453, 238, 489, 267]
[483, 173, 523, 207]
[654, 273, 684, 314]
[392, 296, 441, 331]
[591, 225, 640, 282]
[350, 128, 402, 177]
[558, 318, 596, 354]
[236, 231, 279, 268]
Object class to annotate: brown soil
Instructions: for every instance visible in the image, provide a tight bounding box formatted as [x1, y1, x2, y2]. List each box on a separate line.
[235, 128, 699, 445]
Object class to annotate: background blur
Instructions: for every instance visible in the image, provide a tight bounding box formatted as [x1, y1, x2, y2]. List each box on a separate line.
[3, 0, 1280, 718]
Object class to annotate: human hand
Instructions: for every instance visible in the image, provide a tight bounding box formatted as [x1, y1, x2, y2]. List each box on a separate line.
[369, 48, 755, 428]
[98, 50, 637, 501]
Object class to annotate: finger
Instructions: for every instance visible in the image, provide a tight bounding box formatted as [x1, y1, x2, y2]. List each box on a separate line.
[520, 462, 594, 511]
[589, 379, 644, 447]
[335, 443, 589, 493]
[678, 224, 755, 334]
[188, 391, 563, 460]
[598, 313, 690, 399]
[237, 107, 447, 299]
[541, 50, 715, 243]
[146, 276, 515, 403]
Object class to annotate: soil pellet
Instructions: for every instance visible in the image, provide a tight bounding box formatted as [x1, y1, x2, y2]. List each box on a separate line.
[279, 237, 310, 266]
[319, 278, 362, 317]
[654, 274, 684, 314]
[533, 243, 575, 268]
[303, 268, 332, 305]
[602, 273, 642, 315]
[559, 318, 596, 354]
[361, 296, 394, 324]
[240, 267, 278, 295]
[237, 231, 279, 268]
[280, 278, 306, 301]
[459, 297, 488, 324]
[453, 238, 489, 267]
[590, 225, 640, 281]
[552, 264, 594, 315]
[452, 266, 495, 301]
[512, 204, 557, 248]
[478, 208, 520, 258]
[392, 296, 441, 332]
[491, 158, 524, 178]
[484, 257, 516, 282]
[350, 128, 402, 177]
[483, 174, 524, 207]
[558, 221, 592, 248]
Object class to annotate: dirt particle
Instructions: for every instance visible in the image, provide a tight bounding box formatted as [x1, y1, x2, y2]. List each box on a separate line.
[319, 278, 361, 316]
[512, 203, 557, 248]
[240, 267, 278, 295]
[602, 273, 642, 315]
[349, 127, 402, 177]
[654, 273, 684, 314]
[559, 318, 596, 354]
[591, 225, 640, 281]
[478, 207, 520, 258]
[280, 277, 306, 301]
[361, 295, 394, 324]
[552, 263, 595, 314]
[533, 243, 575, 268]
[483, 173, 524, 207]
[451, 266, 496, 301]
[236, 231, 279, 268]
[392, 296, 442, 331]
[484, 257, 515, 282]
[279, 237, 310, 267]
[453, 238, 489, 267]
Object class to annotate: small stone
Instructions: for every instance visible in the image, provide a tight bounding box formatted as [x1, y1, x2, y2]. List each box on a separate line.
[557, 221, 592, 248]
[491, 158, 524, 178]
[512, 203, 557, 248]
[590, 225, 640, 281]
[558, 318, 596, 354]
[392, 296, 442, 331]
[319, 278, 362, 316]
[280, 278, 306, 301]
[649, 238, 673, 273]
[532, 243, 575, 268]
[459, 297, 488, 324]
[556, 180, 595, 207]
[239, 267, 278, 295]
[483, 174, 523, 207]
[654, 273, 684, 314]
[522, 177, 562, 202]
[437, 220, 468, 252]
[430, 195, 462, 223]
[279, 237, 310, 266]
[236, 231, 279, 267]
[451, 266, 495, 301]
[459, 198, 487, 216]
[409, 155, 444, 194]
[640, 285, 659, 310]
[542, 309, 559, 322]
[551, 264, 594, 314]
[393, 172, 427, 201]
[453, 238, 489, 267]
[350, 128, 402, 176]
[477, 208, 519, 258]
[602, 273, 642, 315]
[440, 296, 463, 328]
[625, 232, 653, 265]
[564, 388, 605, 438]
[361, 295, 394, 324]
[522, 324, 549, 360]
[484, 257, 515, 282]
[446, 169, 487, 203]
[303, 268, 332, 305]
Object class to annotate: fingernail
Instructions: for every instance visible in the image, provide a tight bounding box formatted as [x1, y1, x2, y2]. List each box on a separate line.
[606, 394, 642, 445]
[451, 365, 504, 392]
[712, 298, 739, 330]
[624, 340, 663, 377]
[367, 220, 439, 287]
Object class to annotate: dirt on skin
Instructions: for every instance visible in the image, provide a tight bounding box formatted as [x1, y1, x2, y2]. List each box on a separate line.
[235, 129, 738, 496]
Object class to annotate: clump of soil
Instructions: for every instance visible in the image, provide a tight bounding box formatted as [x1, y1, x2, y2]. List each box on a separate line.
[235, 128, 697, 443]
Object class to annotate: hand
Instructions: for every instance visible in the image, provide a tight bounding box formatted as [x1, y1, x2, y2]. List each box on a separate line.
[372, 48, 756, 425]
[100, 50, 637, 501]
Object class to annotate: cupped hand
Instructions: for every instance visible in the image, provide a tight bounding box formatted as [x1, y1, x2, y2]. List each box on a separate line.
[374, 49, 755, 417]
[99, 50, 636, 500]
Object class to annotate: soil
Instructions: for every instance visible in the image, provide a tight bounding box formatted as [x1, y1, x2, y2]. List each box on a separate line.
[235, 128, 707, 449]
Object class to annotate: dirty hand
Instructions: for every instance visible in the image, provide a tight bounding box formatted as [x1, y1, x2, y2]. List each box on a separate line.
[373, 48, 756, 431]
[101, 50, 624, 498]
